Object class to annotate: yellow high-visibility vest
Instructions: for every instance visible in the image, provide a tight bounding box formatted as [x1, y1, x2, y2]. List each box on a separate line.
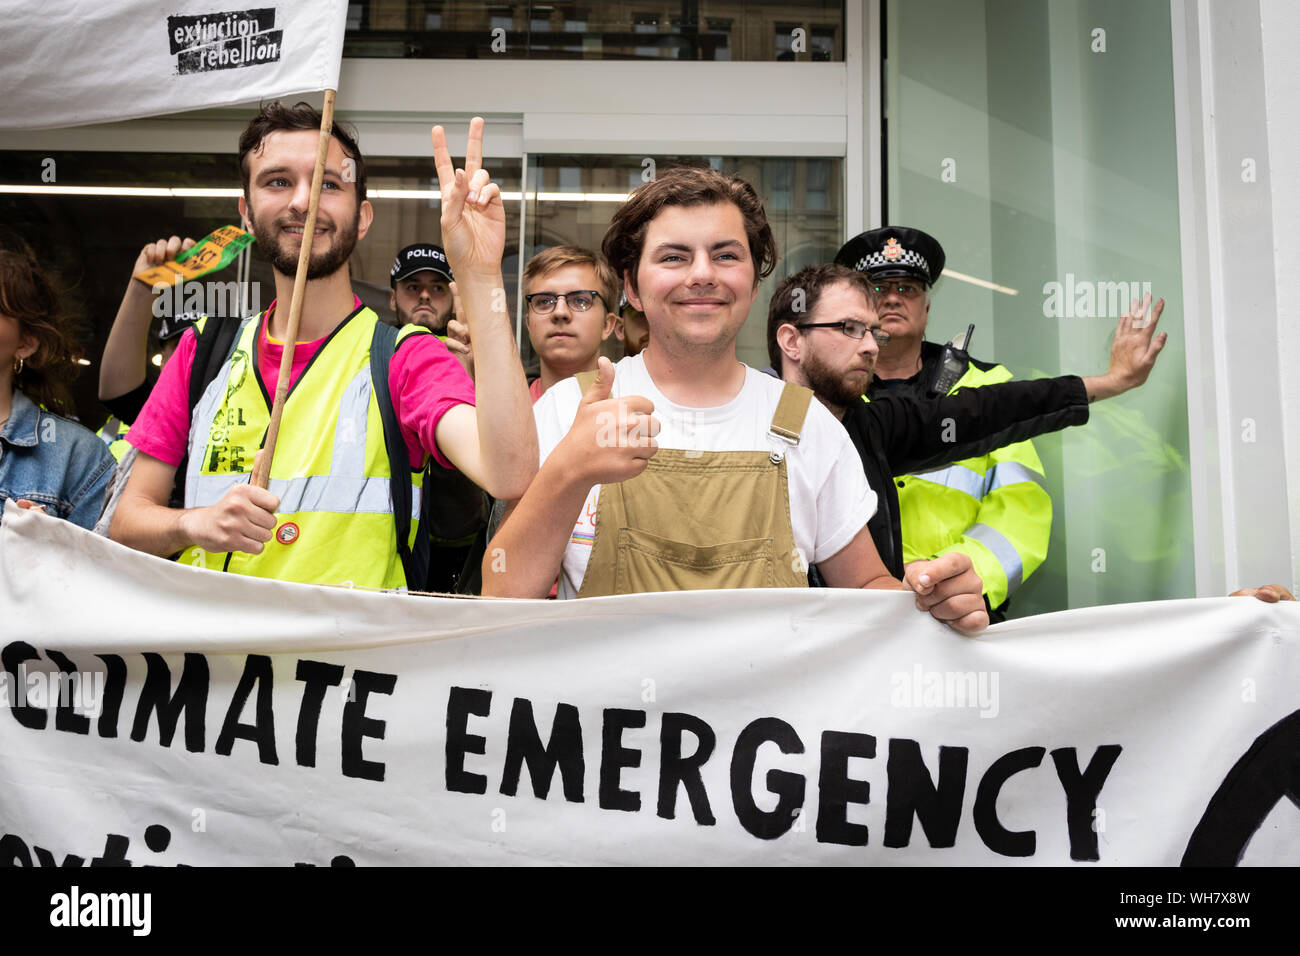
[888, 360, 1051, 609]
[97, 416, 131, 462]
[177, 306, 427, 590]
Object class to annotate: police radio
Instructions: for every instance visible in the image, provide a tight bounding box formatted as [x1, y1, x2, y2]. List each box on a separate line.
[930, 324, 974, 396]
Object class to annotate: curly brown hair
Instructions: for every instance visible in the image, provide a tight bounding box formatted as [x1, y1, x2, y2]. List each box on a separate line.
[602, 166, 778, 296]
[0, 245, 80, 417]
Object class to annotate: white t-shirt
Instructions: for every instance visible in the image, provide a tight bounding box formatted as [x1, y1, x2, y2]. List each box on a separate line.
[532, 355, 877, 599]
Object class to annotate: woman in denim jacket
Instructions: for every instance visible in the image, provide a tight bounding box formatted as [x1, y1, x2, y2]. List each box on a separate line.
[0, 246, 114, 530]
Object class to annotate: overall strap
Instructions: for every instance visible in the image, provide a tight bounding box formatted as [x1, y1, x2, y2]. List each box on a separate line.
[769, 382, 813, 444]
[370, 320, 422, 588]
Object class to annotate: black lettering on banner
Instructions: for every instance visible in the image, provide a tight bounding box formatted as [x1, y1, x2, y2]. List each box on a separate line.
[1051, 745, 1122, 862]
[294, 659, 343, 768]
[657, 712, 717, 825]
[166, 9, 276, 53]
[95, 654, 127, 738]
[176, 30, 284, 75]
[599, 709, 645, 812]
[45, 651, 89, 735]
[129, 653, 209, 752]
[730, 717, 806, 840]
[817, 730, 876, 846]
[90, 834, 131, 867]
[1, 641, 45, 730]
[1183, 708, 1300, 866]
[499, 698, 585, 802]
[884, 738, 969, 849]
[215, 654, 278, 765]
[0, 834, 32, 867]
[446, 687, 491, 794]
[973, 746, 1046, 857]
[33, 846, 85, 867]
[167, 9, 283, 75]
[341, 670, 396, 782]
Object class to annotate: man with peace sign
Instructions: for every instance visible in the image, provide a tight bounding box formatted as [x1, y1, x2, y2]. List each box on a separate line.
[111, 102, 536, 591]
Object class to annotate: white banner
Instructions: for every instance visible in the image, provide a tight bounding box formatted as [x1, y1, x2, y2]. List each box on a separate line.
[1, 508, 1298, 866]
[0, 1, 348, 130]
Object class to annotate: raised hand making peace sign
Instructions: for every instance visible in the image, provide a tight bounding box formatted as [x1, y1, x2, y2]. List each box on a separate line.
[432, 117, 504, 280]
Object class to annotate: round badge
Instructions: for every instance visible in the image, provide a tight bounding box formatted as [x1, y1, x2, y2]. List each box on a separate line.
[276, 522, 300, 546]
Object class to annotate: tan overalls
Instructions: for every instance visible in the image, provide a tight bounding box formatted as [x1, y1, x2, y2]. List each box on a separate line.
[574, 375, 815, 596]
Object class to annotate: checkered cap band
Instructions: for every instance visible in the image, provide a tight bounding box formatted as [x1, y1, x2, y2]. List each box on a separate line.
[855, 248, 931, 278]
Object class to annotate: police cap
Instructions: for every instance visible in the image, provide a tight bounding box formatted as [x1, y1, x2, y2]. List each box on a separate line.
[390, 243, 453, 287]
[834, 226, 945, 286]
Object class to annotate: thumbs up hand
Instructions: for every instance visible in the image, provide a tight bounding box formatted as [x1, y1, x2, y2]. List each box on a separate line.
[556, 357, 660, 485]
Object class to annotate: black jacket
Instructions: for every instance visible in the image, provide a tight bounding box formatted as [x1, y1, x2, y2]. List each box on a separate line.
[839, 374, 1090, 579]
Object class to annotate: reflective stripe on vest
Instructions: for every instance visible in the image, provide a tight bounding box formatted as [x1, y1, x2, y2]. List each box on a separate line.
[892, 358, 1051, 605]
[966, 522, 1024, 594]
[908, 459, 1046, 503]
[178, 307, 422, 590]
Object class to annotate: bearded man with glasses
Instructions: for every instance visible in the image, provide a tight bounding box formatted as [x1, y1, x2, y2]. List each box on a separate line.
[770, 262, 1168, 593]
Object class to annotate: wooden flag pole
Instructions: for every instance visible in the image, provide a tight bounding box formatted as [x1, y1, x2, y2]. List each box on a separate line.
[251, 88, 336, 491]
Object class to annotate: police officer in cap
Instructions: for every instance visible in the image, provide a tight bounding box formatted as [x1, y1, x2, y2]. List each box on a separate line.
[835, 226, 1052, 622]
[390, 242, 455, 334]
[389, 242, 488, 592]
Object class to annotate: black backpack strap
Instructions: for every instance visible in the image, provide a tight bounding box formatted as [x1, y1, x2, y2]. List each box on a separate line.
[170, 316, 243, 508]
[370, 321, 428, 589]
[189, 316, 242, 411]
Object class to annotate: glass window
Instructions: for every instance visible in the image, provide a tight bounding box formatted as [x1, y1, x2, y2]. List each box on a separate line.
[885, 0, 1192, 615]
[805, 159, 830, 211]
[343, 1, 845, 61]
[765, 159, 794, 211]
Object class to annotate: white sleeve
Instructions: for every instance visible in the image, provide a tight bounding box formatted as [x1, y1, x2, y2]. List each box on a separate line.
[811, 421, 877, 564]
[531, 379, 583, 467]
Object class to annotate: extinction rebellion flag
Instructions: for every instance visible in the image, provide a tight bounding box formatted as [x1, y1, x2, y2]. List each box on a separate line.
[0, 1, 349, 130]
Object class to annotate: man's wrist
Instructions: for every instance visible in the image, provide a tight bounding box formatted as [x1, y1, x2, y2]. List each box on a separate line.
[1083, 373, 1119, 403]
[545, 438, 591, 495]
[174, 506, 201, 552]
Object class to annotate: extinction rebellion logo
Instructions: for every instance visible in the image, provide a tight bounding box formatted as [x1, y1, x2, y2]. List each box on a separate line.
[168, 8, 283, 75]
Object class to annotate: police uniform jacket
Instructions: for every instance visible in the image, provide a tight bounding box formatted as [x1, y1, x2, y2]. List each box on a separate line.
[843, 371, 1089, 580]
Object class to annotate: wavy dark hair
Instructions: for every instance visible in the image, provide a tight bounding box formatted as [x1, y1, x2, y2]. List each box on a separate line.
[238, 100, 366, 208]
[0, 243, 79, 417]
[602, 166, 778, 296]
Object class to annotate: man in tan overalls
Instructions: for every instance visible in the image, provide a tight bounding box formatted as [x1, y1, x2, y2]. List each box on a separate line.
[485, 167, 988, 634]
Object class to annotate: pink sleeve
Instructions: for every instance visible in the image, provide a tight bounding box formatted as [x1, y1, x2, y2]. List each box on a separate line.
[124, 328, 198, 467]
[389, 333, 477, 470]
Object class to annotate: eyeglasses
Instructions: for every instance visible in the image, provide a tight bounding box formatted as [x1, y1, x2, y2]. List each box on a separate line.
[796, 321, 891, 346]
[525, 290, 604, 314]
[871, 281, 925, 299]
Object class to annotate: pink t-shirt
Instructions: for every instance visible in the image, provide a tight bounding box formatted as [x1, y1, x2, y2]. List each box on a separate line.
[128, 298, 476, 471]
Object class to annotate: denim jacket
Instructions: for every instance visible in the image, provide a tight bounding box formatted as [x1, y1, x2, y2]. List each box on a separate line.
[0, 389, 115, 530]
